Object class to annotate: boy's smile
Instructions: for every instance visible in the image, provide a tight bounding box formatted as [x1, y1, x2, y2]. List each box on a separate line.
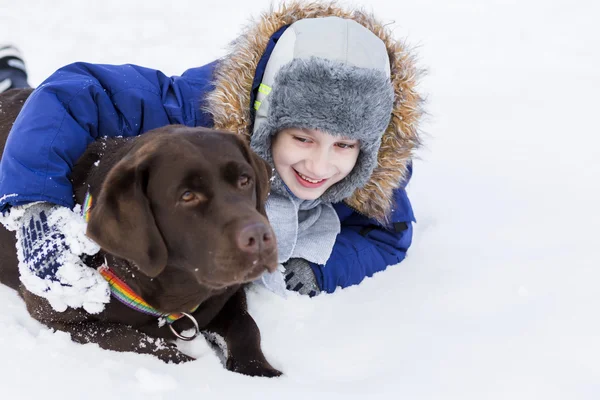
[293, 168, 328, 188]
[271, 128, 360, 200]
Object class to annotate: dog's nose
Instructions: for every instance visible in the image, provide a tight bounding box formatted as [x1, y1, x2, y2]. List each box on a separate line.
[236, 222, 274, 254]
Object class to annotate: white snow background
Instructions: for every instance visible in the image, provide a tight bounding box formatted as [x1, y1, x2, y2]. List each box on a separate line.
[1, 0, 599, 399]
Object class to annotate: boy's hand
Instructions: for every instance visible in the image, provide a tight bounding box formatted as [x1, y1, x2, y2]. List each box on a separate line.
[283, 258, 321, 297]
[6, 202, 109, 313]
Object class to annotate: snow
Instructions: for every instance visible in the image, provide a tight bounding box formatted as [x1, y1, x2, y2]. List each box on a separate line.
[1, 0, 599, 399]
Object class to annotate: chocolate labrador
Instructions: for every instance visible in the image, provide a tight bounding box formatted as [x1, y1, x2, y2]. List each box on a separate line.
[0, 89, 281, 377]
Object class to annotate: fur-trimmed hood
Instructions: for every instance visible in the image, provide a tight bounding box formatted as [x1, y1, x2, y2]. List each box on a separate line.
[203, 1, 423, 223]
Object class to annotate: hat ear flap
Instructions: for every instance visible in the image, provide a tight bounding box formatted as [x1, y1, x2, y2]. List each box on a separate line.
[86, 153, 167, 278]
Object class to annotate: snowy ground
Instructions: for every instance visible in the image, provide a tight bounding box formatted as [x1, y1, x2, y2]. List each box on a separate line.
[1, 0, 599, 399]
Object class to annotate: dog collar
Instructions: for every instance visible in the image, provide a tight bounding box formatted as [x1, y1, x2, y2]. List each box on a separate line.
[85, 192, 200, 340]
[82, 191, 93, 222]
[98, 264, 200, 341]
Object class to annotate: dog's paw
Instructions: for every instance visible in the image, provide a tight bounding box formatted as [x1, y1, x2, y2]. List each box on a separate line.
[226, 357, 283, 377]
[255, 365, 283, 378]
[155, 347, 195, 364]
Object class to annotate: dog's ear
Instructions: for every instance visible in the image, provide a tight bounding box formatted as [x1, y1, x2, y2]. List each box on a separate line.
[234, 136, 272, 216]
[86, 151, 168, 278]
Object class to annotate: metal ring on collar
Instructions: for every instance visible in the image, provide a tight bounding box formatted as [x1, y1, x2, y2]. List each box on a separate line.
[168, 312, 200, 341]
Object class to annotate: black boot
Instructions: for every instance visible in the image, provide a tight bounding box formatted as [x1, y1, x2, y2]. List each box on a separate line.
[0, 44, 31, 93]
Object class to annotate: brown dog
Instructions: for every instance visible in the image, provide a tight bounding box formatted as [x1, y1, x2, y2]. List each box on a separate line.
[0, 89, 281, 377]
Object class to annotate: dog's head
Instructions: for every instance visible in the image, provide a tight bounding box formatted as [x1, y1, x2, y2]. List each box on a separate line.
[86, 126, 277, 297]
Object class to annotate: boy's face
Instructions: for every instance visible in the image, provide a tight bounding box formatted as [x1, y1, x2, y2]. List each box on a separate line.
[271, 128, 360, 200]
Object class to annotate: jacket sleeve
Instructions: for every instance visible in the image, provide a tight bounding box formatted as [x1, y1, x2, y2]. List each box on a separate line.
[0, 61, 216, 211]
[310, 169, 416, 293]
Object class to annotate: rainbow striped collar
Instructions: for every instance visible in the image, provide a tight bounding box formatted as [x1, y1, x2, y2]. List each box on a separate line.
[82, 191, 93, 222]
[98, 264, 198, 326]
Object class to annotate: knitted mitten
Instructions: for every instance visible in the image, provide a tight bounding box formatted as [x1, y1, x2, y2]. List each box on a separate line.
[283, 258, 321, 297]
[4, 202, 109, 313]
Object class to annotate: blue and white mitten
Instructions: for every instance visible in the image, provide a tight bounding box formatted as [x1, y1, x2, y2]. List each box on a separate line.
[283, 258, 321, 297]
[2, 202, 109, 313]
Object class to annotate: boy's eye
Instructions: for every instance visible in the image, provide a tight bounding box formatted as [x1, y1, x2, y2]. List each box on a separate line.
[336, 142, 357, 149]
[293, 136, 312, 143]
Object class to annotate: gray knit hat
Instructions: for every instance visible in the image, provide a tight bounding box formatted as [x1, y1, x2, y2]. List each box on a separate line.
[250, 17, 394, 203]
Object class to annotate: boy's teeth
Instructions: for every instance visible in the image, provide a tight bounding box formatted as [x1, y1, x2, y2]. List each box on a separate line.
[299, 172, 323, 183]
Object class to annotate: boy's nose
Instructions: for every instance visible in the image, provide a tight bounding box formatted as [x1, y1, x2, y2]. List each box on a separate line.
[305, 151, 332, 178]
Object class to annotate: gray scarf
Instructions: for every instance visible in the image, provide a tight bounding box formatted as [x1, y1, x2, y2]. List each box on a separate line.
[265, 188, 340, 265]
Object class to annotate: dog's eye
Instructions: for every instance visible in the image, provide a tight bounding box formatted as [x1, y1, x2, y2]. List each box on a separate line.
[180, 191, 199, 202]
[238, 174, 252, 188]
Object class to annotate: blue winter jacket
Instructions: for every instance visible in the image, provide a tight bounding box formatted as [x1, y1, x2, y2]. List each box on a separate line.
[0, 61, 415, 294]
